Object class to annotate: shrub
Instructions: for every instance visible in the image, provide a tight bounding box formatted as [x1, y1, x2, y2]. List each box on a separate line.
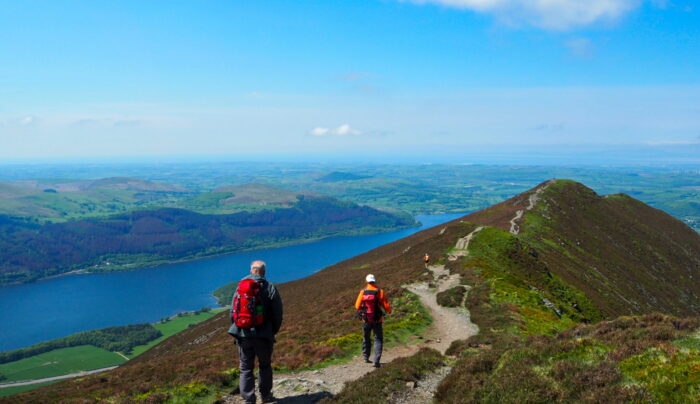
[436, 286, 466, 308]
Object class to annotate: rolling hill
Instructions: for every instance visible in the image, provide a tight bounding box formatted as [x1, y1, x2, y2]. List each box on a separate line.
[6, 179, 700, 403]
[0, 177, 189, 220]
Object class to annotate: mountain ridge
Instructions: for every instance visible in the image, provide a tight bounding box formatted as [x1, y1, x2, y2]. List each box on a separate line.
[7, 179, 700, 403]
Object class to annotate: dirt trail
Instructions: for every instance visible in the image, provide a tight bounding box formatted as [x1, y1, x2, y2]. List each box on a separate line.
[509, 183, 549, 234]
[448, 226, 484, 261]
[223, 263, 478, 404]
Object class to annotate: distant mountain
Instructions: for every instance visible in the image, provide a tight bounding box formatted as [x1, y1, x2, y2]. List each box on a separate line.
[85, 177, 188, 192]
[0, 194, 416, 285]
[213, 183, 312, 205]
[11, 180, 700, 403]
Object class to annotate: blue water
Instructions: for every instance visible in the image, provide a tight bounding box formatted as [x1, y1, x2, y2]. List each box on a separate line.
[0, 213, 464, 351]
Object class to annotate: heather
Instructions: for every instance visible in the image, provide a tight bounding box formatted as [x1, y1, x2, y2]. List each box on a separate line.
[8, 180, 700, 403]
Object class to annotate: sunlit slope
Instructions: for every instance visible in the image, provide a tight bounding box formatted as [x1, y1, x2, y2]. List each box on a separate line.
[517, 180, 700, 317]
[9, 179, 700, 403]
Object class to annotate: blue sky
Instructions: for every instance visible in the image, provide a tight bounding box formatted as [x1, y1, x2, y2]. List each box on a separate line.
[0, 0, 699, 162]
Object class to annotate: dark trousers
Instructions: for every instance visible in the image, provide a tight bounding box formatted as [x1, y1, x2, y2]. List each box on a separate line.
[238, 337, 273, 404]
[362, 322, 384, 364]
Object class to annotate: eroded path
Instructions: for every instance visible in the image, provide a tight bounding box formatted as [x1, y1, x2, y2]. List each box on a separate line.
[509, 182, 549, 235]
[223, 263, 477, 404]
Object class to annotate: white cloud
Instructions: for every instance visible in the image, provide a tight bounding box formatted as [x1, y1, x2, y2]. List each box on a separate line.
[0, 115, 38, 127]
[19, 116, 36, 126]
[565, 37, 595, 58]
[310, 127, 331, 136]
[309, 124, 362, 136]
[335, 124, 361, 136]
[402, 0, 643, 30]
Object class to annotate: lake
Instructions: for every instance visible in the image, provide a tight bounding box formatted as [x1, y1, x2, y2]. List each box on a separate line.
[0, 213, 464, 351]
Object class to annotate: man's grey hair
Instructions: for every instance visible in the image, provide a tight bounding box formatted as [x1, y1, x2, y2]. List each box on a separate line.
[251, 260, 266, 275]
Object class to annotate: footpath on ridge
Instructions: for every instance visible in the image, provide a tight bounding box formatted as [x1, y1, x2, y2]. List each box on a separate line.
[224, 248, 479, 404]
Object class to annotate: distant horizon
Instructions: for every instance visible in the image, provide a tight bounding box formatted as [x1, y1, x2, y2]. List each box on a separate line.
[0, 144, 699, 168]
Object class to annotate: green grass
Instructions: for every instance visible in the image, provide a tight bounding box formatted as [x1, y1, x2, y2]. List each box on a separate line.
[463, 226, 600, 336]
[0, 380, 58, 398]
[317, 290, 432, 361]
[0, 345, 125, 383]
[128, 310, 222, 358]
[133, 381, 213, 403]
[620, 346, 700, 402]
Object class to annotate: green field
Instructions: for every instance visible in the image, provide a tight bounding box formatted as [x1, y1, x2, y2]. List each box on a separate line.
[0, 310, 222, 397]
[0, 345, 124, 383]
[128, 310, 222, 358]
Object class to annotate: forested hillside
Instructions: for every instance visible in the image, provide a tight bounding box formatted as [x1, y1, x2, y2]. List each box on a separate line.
[0, 195, 415, 285]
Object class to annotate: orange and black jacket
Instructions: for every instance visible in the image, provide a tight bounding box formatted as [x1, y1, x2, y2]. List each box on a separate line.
[355, 283, 392, 322]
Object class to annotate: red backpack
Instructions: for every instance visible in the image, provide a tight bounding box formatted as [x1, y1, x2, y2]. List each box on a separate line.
[360, 289, 382, 324]
[231, 279, 266, 328]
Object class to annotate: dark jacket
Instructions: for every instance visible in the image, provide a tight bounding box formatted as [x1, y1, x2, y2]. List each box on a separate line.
[228, 273, 283, 342]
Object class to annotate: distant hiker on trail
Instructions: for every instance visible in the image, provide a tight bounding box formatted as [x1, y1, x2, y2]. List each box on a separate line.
[229, 260, 284, 404]
[424, 253, 430, 268]
[355, 274, 392, 368]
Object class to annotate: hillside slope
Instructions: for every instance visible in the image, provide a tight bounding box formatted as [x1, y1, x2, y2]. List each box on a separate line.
[0, 195, 415, 285]
[462, 179, 700, 317]
[7, 179, 700, 403]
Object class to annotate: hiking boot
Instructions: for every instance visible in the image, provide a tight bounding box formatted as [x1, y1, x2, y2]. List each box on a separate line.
[261, 393, 276, 403]
[364, 357, 372, 363]
[373, 362, 381, 368]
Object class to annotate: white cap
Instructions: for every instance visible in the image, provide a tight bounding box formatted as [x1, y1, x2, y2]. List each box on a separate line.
[366, 274, 376, 283]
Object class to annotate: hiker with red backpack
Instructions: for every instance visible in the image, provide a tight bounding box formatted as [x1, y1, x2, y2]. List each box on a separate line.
[229, 260, 284, 404]
[355, 274, 392, 368]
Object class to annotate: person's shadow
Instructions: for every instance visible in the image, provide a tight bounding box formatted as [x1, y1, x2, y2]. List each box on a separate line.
[274, 391, 333, 403]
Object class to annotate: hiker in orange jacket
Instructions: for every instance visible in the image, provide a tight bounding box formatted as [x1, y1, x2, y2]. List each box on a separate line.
[355, 274, 392, 367]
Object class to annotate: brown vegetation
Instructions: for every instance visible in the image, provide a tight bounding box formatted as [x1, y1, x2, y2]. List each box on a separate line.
[7, 179, 700, 403]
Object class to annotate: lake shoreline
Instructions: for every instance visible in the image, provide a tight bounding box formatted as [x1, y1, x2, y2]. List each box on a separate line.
[1, 222, 422, 288]
[0, 212, 467, 353]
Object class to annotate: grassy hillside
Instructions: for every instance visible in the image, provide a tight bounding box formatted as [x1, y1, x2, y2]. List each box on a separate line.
[177, 183, 317, 215]
[433, 218, 700, 403]
[521, 180, 700, 317]
[7, 179, 700, 403]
